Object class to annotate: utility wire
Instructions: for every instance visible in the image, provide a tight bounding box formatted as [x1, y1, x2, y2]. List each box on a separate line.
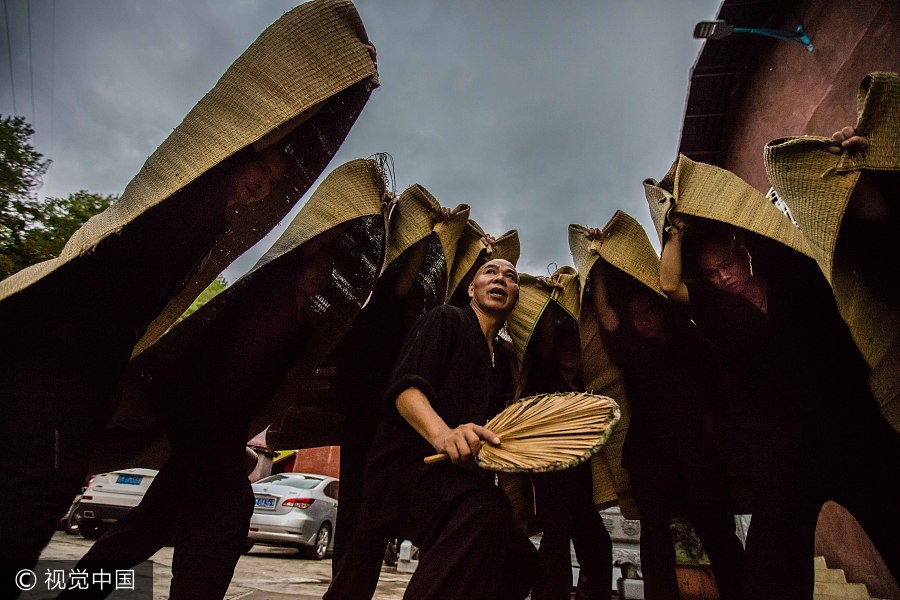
[50, 0, 55, 155]
[3, 0, 16, 114]
[27, 0, 35, 125]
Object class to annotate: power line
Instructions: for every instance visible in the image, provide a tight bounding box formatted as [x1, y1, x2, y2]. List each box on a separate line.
[3, 0, 16, 114]
[27, 0, 35, 125]
[50, 0, 54, 155]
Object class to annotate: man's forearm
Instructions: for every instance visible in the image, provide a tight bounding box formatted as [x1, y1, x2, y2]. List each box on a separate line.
[395, 387, 451, 451]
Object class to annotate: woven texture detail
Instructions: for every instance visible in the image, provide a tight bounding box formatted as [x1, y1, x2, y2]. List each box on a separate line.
[569, 211, 661, 298]
[643, 154, 811, 257]
[476, 392, 620, 473]
[383, 184, 469, 291]
[448, 220, 521, 301]
[764, 72, 900, 281]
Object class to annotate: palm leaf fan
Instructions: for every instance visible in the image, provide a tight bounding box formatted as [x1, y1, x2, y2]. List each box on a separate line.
[424, 392, 620, 472]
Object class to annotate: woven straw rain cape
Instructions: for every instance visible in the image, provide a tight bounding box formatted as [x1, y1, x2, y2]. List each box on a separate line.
[93, 158, 389, 470]
[382, 184, 470, 287]
[502, 268, 599, 525]
[1, 0, 379, 357]
[448, 220, 521, 302]
[264, 185, 471, 450]
[507, 268, 581, 369]
[567, 220, 646, 516]
[764, 72, 900, 427]
[569, 212, 661, 297]
[642, 155, 812, 257]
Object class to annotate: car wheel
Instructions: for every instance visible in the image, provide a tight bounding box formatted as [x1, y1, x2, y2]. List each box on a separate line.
[304, 523, 331, 560]
[80, 520, 106, 540]
[66, 507, 84, 536]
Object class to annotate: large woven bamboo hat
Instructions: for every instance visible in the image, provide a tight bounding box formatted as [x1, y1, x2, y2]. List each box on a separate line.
[1, 0, 379, 355]
[383, 184, 470, 294]
[96, 158, 389, 469]
[448, 220, 520, 303]
[642, 155, 812, 257]
[764, 72, 900, 282]
[567, 223, 633, 514]
[507, 267, 581, 368]
[568, 211, 661, 301]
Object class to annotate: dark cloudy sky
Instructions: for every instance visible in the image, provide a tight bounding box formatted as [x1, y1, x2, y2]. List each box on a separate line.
[1, 0, 721, 280]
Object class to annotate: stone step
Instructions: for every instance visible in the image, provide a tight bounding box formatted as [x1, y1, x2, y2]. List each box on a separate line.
[815, 567, 848, 584]
[814, 555, 829, 570]
[814, 581, 871, 599]
[814, 595, 880, 600]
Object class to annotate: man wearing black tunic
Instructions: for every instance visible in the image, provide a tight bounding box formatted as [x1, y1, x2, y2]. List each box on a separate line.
[661, 218, 900, 600]
[0, 146, 288, 572]
[357, 258, 538, 600]
[59, 245, 332, 600]
[589, 256, 744, 600]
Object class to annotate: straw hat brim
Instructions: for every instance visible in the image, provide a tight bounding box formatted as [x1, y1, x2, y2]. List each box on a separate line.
[448, 220, 521, 299]
[569, 211, 661, 300]
[643, 154, 812, 257]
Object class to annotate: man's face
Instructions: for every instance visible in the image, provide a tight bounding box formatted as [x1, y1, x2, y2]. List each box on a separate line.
[227, 146, 289, 207]
[626, 294, 666, 341]
[698, 240, 752, 295]
[296, 251, 333, 299]
[468, 259, 519, 316]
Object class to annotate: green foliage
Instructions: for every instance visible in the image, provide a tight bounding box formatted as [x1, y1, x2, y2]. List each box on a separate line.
[0, 115, 116, 278]
[175, 276, 229, 324]
[671, 518, 709, 565]
[1, 115, 50, 276]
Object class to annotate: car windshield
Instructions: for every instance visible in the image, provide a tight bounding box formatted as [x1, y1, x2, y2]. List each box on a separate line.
[256, 474, 323, 490]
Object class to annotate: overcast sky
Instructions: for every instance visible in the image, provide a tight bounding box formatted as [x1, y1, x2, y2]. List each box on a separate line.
[1, 0, 721, 281]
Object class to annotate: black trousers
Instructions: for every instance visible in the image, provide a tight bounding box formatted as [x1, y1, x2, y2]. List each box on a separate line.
[404, 483, 538, 600]
[0, 346, 116, 599]
[629, 469, 744, 600]
[532, 463, 612, 600]
[57, 454, 254, 600]
[740, 404, 900, 600]
[389, 459, 540, 600]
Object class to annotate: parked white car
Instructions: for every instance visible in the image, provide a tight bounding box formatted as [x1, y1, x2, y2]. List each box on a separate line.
[77, 468, 158, 539]
[247, 473, 338, 560]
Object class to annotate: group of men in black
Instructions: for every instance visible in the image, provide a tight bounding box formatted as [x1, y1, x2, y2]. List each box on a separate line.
[0, 4, 897, 597]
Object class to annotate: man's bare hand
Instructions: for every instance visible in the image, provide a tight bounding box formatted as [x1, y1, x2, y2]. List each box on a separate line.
[827, 125, 868, 155]
[434, 423, 500, 467]
[585, 227, 603, 241]
[364, 43, 377, 65]
[433, 206, 452, 225]
[665, 213, 689, 236]
[480, 234, 497, 250]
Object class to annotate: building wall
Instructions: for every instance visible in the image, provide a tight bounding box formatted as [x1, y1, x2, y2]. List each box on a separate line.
[291, 445, 341, 479]
[708, 3, 899, 597]
[720, 0, 900, 190]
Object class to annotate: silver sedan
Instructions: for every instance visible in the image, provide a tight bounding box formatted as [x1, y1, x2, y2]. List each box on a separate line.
[246, 473, 339, 560]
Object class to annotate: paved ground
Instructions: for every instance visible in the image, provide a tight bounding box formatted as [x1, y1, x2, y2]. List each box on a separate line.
[39, 532, 412, 599]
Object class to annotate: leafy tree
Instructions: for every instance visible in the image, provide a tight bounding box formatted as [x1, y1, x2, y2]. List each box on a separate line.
[1, 114, 50, 275]
[14, 191, 117, 271]
[1, 115, 117, 278]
